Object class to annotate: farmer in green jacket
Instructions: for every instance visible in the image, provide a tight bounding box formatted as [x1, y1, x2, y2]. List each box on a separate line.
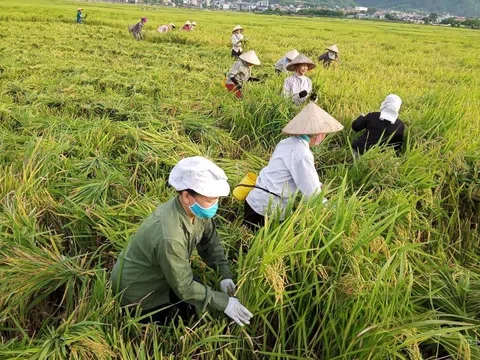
[76, 8, 86, 24]
[111, 156, 253, 327]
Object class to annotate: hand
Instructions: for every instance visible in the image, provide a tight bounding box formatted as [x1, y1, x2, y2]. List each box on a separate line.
[299, 90, 308, 98]
[309, 92, 317, 102]
[220, 279, 236, 295]
[224, 297, 253, 327]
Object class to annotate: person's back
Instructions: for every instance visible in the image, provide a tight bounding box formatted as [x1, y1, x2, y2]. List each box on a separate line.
[246, 136, 317, 219]
[111, 198, 188, 309]
[352, 112, 405, 154]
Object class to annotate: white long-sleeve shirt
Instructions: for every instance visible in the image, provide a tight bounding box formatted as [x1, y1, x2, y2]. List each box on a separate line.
[225, 59, 251, 86]
[231, 33, 243, 52]
[246, 136, 322, 219]
[283, 73, 312, 105]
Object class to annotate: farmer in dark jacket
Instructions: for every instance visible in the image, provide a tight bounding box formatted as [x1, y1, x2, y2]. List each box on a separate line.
[318, 44, 340, 68]
[129, 17, 147, 40]
[352, 94, 405, 156]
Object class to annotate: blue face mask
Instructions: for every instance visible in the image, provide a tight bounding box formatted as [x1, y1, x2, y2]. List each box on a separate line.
[299, 135, 310, 142]
[189, 201, 219, 219]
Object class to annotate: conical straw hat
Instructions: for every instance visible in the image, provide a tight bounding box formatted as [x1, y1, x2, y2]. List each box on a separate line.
[285, 49, 299, 61]
[282, 103, 344, 135]
[286, 53, 316, 71]
[192, 21, 197, 25]
[170, 23, 176, 27]
[185, 20, 191, 25]
[232, 25, 243, 32]
[239, 50, 261, 65]
[326, 44, 339, 53]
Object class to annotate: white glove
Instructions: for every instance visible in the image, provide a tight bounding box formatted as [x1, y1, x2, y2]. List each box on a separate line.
[224, 297, 253, 327]
[220, 279, 236, 295]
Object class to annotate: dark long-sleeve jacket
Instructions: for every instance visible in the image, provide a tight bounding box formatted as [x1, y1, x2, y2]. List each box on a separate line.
[351, 112, 405, 154]
[318, 51, 338, 68]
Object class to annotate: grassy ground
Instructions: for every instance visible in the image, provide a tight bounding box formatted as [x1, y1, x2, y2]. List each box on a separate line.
[0, 0, 480, 358]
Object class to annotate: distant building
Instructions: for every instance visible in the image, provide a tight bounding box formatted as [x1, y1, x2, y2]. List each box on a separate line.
[355, 6, 368, 12]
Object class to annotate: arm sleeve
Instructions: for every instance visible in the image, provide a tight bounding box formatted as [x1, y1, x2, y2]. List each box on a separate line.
[391, 121, 405, 146]
[351, 114, 368, 132]
[289, 152, 322, 198]
[227, 63, 239, 80]
[156, 239, 229, 312]
[197, 219, 233, 280]
[282, 78, 292, 97]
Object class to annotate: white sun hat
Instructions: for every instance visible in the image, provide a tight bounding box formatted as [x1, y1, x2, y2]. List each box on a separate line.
[185, 20, 191, 25]
[285, 49, 300, 61]
[379, 94, 402, 124]
[282, 103, 344, 135]
[239, 50, 261, 65]
[286, 53, 316, 71]
[326, 44, 339, 54]
[168, 156, 230, 197]
[232, 25, 243, 32]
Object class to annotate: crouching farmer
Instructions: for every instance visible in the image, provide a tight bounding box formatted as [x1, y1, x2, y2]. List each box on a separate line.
[111, 156, 253, 327]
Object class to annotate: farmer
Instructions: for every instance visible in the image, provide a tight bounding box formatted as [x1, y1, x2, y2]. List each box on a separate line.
[157, 23, 175, 33]
[76, 8, 86, 24]
[191, 21, 197, 29]
[243, 103, 344, 231]
[351, 94, 405, 156]
[274, 49, 299, 74]
[231, 25, 245, 58]
[318, 45, 340, 68]
[111, 157, 253, 327]
[225, 50, 261, 99]
[182, 21, 193, 31]
[283, 54, 317, 105]
[129, 17, 147, 40]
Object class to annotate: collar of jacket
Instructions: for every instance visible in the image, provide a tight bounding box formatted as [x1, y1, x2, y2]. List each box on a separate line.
[293, 72, 306, 79]
[174, 196, 195, 233]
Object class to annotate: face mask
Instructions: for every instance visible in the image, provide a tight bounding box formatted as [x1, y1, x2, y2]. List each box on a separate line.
[299, 135, 310, 142]
[189, 201, 218, 219]
[328, 52, 336, 60]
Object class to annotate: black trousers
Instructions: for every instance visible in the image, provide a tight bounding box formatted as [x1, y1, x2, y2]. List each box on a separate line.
[231, 49, 242, 58]
[127, 285, 198, 325]
[243, 200, 265, 232]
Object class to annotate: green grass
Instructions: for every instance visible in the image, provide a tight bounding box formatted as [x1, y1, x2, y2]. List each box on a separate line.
[0, 0, 479, 358]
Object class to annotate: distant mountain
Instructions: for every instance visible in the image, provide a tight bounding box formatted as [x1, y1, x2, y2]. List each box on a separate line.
[356, 0, 480, 16]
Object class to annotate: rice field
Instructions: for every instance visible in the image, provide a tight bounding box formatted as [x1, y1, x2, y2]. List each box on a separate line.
[0, 0, 479, 358]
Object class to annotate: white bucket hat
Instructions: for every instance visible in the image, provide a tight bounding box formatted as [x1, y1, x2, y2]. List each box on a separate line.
[282, 103, 344, 135]
[286, 53, 316, 72]
[232, 25, 243, 33]
[379, 94, 402, 124]
[185, 20, 191, 25]
[168, 156, 230, 197]
[239, 50, 261, 66]
[327, 44, 339, 54]
[285, 49, 300, 61]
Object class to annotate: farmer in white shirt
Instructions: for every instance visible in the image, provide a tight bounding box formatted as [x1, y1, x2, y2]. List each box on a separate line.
[243, 103, 344, 231]
[231, 25, 245, 58]
[282, 54, 317, 105]
[274, 49, 299, 73]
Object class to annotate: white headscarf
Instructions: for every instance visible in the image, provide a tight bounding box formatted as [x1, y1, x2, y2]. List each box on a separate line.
[379, 94, 402, 124]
